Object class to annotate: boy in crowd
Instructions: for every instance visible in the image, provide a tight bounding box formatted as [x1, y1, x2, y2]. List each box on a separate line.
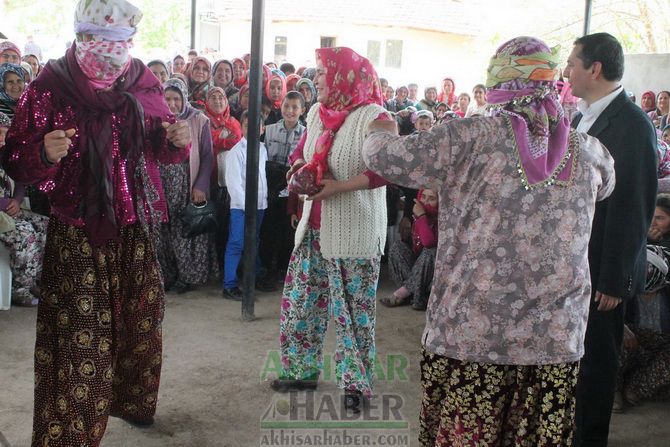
[258, 91, 306, 290]
[223, 111, 268, 300]
[280, 62, 296, 76]
[413, 110, 434, 132]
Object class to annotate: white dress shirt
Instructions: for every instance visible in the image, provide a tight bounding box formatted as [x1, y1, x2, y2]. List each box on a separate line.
[576, 85, 623, 133]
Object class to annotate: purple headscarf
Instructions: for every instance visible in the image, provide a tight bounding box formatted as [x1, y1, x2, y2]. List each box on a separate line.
[486, 36, 572, 189]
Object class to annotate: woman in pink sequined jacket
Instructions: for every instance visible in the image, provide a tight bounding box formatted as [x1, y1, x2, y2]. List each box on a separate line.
[1, 1, 191, 446]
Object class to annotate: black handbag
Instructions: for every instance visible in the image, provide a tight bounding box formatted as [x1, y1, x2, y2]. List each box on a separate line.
[178, 200, 218, 238]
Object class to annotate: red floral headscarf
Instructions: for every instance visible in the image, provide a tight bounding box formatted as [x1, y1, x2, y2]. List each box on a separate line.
[309, 47, 383, 182]
[642, 91, 656, 113]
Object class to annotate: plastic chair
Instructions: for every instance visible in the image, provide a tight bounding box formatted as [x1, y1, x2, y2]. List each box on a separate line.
[0, 244, 12, 310]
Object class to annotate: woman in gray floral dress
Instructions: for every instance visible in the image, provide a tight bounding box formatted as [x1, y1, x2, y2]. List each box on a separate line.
[0, 112, 48, 306]
[363, 36, 616, 446]
[155, 79, 218, 293]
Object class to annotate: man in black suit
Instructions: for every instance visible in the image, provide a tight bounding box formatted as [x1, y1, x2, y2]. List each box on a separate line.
[566, 33, 658, 446]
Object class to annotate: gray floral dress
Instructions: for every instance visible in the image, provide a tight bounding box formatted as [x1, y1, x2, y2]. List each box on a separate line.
[363, 116, 616, 446]
[0, 170, 48, 304]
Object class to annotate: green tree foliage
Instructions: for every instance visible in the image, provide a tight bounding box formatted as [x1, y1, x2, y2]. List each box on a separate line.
[2, 0, 190, 55]
[134, 0, 190, 52]
[3, 0, 74, 37]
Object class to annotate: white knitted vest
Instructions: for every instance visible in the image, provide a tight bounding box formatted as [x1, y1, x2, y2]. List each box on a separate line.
[295, 103, 388, 259]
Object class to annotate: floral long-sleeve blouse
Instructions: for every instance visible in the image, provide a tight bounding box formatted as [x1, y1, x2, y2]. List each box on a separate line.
[363, 116, 615, 365]
[3, 85, 188, 228]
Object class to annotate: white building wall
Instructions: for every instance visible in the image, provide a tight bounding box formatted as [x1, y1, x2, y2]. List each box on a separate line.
[216, 19, 492, 95]
[621, 53, 670, 102]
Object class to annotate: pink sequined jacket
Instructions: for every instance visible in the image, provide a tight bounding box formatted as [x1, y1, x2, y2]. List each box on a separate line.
[3, 84, 188, 228]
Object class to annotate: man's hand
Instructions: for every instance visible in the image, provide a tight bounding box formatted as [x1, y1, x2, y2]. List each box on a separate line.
[595, 291, 622, 311]
[291, 214, 299, 229]
[44, 128, 75, 164]
[4, 198, 20, 217]
[163, 121, 191, 148]
[366, 120, 398, 137]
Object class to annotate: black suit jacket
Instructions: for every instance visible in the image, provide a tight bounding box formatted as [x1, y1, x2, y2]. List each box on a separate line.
[572, 90, 657, 299]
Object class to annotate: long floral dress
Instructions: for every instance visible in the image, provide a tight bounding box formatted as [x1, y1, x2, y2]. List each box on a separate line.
[0, 170, 48, 305]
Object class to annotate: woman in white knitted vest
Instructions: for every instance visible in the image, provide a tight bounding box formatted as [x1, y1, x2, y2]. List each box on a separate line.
[271, 47, 390, 412]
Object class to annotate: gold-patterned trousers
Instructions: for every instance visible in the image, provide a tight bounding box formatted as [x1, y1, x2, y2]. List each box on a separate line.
[419, 349, 579, 447]
[31, 219, 164, 447]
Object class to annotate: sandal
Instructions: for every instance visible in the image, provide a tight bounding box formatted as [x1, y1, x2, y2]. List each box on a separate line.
[380, 294, 411, 307]
[343, 390, 363, 413]
[270, 378, 318, 393]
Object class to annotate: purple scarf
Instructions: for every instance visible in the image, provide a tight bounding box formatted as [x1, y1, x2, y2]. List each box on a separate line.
[38, 43, 171, 245]
[487, 86, 572, 188]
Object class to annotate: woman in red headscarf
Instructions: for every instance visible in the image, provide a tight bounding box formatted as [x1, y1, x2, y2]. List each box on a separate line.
[385, 188, 438, 310]
[641, 91, 656, 113]
[205, 86, 242, 184]
[285, 73, 301, 92]
[272, 47, 391, 412]
[436, 77, 456, 107]
[204, 86, 241, 268]
[232, 57, 247, 89]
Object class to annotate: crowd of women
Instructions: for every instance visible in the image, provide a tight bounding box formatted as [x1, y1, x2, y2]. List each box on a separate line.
[2, 35, 670, 308]
[1, 9, 670, 444]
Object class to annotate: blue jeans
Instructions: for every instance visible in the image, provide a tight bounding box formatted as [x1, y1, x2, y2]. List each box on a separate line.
[223, 209, 265, 289]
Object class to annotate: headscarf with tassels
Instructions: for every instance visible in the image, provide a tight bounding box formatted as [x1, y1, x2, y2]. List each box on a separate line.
[485, 36, 572, 190]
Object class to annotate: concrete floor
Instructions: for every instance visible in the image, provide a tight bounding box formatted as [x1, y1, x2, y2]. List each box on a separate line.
[1, 276, 668, 447]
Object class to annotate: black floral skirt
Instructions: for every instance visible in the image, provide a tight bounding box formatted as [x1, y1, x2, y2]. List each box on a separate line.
[419, 349, 579, 446]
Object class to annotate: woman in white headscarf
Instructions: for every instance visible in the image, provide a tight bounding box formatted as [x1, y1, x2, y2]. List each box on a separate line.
[155, 78, 217, 294]
[3, 1, 191, 445]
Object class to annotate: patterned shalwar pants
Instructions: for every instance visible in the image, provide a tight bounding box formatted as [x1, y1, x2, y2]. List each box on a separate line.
[31, 219, 165, 447]
[420, 349, 579, 447]
[617, 327, 670, 400]
[388, 240, 436, 307]
[278, 228, 380, 397]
